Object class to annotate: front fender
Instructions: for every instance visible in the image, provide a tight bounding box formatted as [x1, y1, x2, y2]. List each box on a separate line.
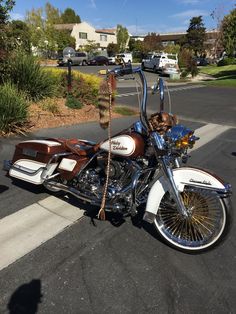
[144, 167, 231, 222]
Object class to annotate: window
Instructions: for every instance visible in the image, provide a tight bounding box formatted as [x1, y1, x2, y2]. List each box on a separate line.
[79, 32, 87, 39]
[100, 34, 107, 41]
[75, 52, 86, 57]
[167, 55, 177, 60]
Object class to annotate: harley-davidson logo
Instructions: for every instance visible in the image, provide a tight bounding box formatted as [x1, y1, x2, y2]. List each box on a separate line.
[111, 140, 128, 151]
[189, 178, 212, 186]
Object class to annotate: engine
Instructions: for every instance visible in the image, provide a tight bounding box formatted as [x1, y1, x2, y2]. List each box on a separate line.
[68, 156, 135, 201]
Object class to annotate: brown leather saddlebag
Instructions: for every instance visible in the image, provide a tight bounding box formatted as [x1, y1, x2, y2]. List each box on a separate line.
[12, 139, 67, 163]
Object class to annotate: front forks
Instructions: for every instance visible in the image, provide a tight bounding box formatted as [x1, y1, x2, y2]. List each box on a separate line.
[160, 156, 188, 217]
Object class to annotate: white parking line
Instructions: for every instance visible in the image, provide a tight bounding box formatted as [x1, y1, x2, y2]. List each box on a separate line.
[0, 196, 84, 271]
[117, 85, 205, 98]
[190, 123, 230, 152]
[0, 122, 230, 271]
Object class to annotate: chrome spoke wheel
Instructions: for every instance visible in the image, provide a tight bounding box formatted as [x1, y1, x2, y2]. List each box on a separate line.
[154, 187, 227, 251]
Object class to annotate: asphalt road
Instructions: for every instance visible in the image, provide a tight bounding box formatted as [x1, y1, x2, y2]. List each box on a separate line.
[0, 76, 236, 313]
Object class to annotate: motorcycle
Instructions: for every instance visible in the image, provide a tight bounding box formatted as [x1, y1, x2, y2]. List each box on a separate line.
[3, 64, 232, 253]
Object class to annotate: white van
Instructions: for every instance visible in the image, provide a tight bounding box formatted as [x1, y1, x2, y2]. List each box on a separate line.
[142, 52, 178, 73]
[115, 53, 133, 64]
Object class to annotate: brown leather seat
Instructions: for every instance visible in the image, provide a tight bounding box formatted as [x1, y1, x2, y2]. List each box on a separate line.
[55, 138, 99, 156]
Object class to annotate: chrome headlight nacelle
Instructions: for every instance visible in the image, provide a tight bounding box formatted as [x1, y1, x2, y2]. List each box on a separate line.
[165, 124, 199, 150]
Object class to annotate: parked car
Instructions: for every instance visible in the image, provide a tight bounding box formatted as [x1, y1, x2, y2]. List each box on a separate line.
[108, 56, 116, 64]
[115, 53, 133, 64]
[142, 52, 178, 73]
[194, 57, 209, 66]
[88, 56, 109, 66]
[162, 63, 180, 76]
[57, 52, 88, 66]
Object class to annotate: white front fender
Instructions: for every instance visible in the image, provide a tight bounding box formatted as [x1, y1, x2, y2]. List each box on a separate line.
[144, 167, 229, 220]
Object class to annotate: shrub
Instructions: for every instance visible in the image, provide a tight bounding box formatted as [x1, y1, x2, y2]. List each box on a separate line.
[187, 58, 199, 77]
[65, 94, 83, 109]
[0, 83, 29, 134]
[180, 69, 189, 78]
[38, 98, 60, 115]
[8, 52, 58, 101]
[217, 57, 236, 67]
[43, 68, 102, 107]
[59, 70, 101, 106]
[178, 48, 199, 77]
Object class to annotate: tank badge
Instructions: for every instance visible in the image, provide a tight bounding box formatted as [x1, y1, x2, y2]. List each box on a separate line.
[111, 140, 128, 151]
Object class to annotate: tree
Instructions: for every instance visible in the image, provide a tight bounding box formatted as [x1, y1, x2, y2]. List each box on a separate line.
[185, 16, 206, 56]
[61, 8, 81, 24]
[0, 0, 15, 24]
[45, 2, 61, 25]
[25, 8, 45, 48]
[0, 0, 16, 82]
[210, 4, 225, 58]
[55, 30, 75, 51]
[107, 43, 119, 56]
[83, 40, 100, 55]
[220, 7, 236, 57]
[129, 38, 145, 55]
[163, 44, 180, 54]
[25, 4, 77, 57]
[9, 20, 31, 52]
[143, 32, 163, 53]
[116, 24, 129, 52]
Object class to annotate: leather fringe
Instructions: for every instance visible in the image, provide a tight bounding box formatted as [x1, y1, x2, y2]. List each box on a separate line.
[98, 74, 116, 129]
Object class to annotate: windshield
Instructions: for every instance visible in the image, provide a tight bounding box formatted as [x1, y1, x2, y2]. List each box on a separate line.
[167, 55, 177, 60]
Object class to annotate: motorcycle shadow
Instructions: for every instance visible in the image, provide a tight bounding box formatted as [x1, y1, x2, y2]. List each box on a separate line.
[58, 193, 126, 228]
[58, 194, 163, 242]
[10, 178, 47, 195]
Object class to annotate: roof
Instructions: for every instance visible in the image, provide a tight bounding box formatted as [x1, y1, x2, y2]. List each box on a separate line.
[54, 24, 76, 31]
[131, 30, 219, 42]
[95, 28, 116, 35]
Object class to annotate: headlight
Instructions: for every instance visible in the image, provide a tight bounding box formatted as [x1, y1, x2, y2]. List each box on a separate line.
[166, 125, 199, 150]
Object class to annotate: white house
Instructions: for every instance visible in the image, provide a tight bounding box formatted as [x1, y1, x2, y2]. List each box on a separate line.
[55, 21, 117, 51]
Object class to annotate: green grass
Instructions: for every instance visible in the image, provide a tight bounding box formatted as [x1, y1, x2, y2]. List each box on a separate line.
[200, 65, 236, 87]
[114, 106, 137, 116]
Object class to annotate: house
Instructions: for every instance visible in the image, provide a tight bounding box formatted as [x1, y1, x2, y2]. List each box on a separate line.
[130, 30, 222, 57]
[54, 21, 117, 51]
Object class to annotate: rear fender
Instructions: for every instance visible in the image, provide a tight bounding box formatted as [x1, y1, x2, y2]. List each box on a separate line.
[144, 167, 231, 222]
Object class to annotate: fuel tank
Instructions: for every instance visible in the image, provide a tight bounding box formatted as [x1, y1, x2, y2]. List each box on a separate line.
[100, 132, 145, 158]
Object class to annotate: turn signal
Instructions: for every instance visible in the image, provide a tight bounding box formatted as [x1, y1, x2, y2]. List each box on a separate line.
[175, 135, 190, 149]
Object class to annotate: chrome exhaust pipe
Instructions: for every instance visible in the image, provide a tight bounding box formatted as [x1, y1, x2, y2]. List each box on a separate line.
[44, 180, 124, 211]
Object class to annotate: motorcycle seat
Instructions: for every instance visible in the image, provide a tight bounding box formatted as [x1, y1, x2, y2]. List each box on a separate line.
[65, 139, 99, 156]
[47, 138, 99, 157]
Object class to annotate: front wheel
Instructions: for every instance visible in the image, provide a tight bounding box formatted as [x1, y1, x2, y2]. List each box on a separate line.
[154, 187, 231, 253]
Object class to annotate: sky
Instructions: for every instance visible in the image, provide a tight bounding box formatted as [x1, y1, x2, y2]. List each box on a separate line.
[10, 0, 235, 35]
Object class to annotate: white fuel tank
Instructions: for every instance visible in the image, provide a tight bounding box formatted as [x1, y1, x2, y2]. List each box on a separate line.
[100, 133, 145, 158]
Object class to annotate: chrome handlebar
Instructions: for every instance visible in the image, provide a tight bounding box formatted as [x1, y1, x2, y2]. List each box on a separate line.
[109, 64, 165, 133]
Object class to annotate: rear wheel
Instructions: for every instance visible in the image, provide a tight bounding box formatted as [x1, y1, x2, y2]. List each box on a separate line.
[154, 187, 231, 253]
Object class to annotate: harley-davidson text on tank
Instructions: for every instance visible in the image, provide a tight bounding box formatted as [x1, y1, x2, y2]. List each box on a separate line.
[100, 134, 144, 157]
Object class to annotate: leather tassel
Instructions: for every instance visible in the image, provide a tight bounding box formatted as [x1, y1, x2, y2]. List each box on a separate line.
[98, 74, 116, 129]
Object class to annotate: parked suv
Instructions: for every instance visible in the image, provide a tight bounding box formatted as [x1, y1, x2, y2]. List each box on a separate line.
[115, 53, 133, 64]
[142, 52, 178, 73]
[58, 52, 88, 66]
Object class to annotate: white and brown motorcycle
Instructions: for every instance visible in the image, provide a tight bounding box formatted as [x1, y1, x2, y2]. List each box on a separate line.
[4, 64, 232, 253]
